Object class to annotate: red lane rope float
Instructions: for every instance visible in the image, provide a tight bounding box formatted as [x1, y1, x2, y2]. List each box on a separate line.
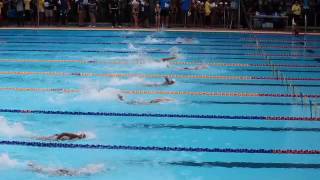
[1, 140, 320, 154]
[0, 87, 319, 99]
[0, 71, 319, 81]
[0, 59, 319, 68]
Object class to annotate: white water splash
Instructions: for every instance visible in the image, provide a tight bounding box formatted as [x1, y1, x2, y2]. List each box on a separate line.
[77, 131, 96, 140]
[107, 77, 145, 86]
[0, 116, 33, 138]
[75, 87, 121, 101]
[175, 37, 199, 44]
[27, 162, 106, 176]
[144, 35, 163, 44]
[169, 46, 184, 59]
[0, 153, 19, 169]
[77, 163, 105, 175]
[128, 43, 142, 51]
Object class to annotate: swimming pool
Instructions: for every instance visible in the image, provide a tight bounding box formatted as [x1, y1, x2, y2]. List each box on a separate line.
[0, 29, 320, 179]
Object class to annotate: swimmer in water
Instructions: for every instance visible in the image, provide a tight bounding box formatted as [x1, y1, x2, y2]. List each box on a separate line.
[27, 162, 105, 176]
[178, 64, 209, 70]
[144, 77, 175, 87]
[161, 56, 176, 62]
[176, 38, 195, 44]
[117, 94, 174, 105]
[35, 132, 86, 141]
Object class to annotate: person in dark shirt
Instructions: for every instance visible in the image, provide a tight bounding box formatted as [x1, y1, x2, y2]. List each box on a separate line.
[109, 0, 120, 27]
[88, 0, 97, 27]
[44, 0, 54, 25]
[58, 0, 70, 25]
[77, 0, 87, 26]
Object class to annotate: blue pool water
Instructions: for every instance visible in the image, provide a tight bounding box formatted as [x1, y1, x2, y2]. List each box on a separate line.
[0, 29, 320, 180]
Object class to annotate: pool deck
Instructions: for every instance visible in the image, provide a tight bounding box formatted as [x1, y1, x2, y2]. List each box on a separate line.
[1, 26, 320, 35]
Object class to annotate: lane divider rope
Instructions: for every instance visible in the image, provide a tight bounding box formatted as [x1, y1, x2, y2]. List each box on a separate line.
[1, 87, 320, 98]
[244, 45, 320, 49]
[241, 38, 320, 43]
[1, 49, 320, 58]
[0, 59, 319, 68]
[1, 140, 319, 154]
[0, 109, 319, 121]
[0, 71, 319, 81]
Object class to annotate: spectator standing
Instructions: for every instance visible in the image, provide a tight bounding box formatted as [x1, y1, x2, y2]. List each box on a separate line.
[160, 0, 170, 27]
[44, 0, 54, 25]
[155, 2, 160, 28]
[24, 0, 32, 22]
[292, 0, 301, 35]
[0, 0, 3, 23]
[292, 0, 301, 24]
[88, 0, 97, 27]
[58, 0, 70, 25]
[198, 1, 205, 27]
[204, 0, 214, 27]
[131, 0, 139, 27]
[77, 0, 87, 26]
[141, 0, 150, 27]
[16, 0, 24, 26]
[39, 0, 45, 24]
[316, 0, 320, 26]
[229, 0, 238, 28]
[170, 0, 177, 25]
[109, 0, 120, 27]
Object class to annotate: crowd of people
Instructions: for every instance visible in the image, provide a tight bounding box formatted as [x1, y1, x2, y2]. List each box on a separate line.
[0, 0, 319, 28]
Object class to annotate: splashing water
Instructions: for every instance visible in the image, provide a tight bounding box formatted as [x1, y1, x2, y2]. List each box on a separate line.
[0, 153, 19, 169]
[175, 37, 199, 44]
[139, 61, 169, 69]
[77, 131, 96, 140]
[107, 77, 145, 86]
[75, 87, 121, 101]
[128, 43, 142, 51]
[0, 116, 33, 138]
[27, 162, 106, 176]
[144, 35, 163, 44]
[169, 47, 184, 59]
[77, 163, 106, 175]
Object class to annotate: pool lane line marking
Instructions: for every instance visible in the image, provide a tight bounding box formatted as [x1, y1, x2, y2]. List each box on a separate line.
[142, 160, 320, 169]
[1, 87, 320, 98]
[185, 82, 320, 87]
[1, 49, 320, 58]
[0, 33, 319, 42]
[5, 40, 319, 47]
[4, 41, 320, 50]
[242, 38, 320, 43]
[1, 140, 320, 154]
[1, 109, 320, 121]
[244, 44, 320, 49]
[0, 71, 320, 81]
[120, 123, 320, 132]
[190, 101, 319, 106]
[0, 59, 319, 69]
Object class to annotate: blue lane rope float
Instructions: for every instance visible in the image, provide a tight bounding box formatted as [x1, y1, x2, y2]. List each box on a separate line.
[0, 140, 319, 154]
[0, 109, 319, 121]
